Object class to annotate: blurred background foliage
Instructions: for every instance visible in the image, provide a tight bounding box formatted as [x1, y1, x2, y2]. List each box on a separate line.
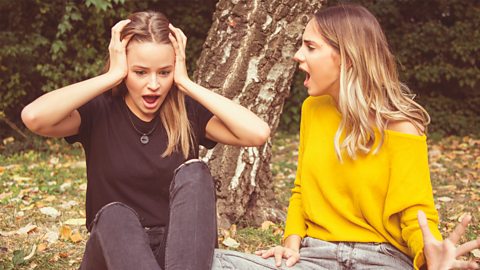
[1, 0, 479, 147]
[282, 0, 480, 137]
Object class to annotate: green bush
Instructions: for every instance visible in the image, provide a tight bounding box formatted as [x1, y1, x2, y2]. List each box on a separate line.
[419, 94, 480, 139]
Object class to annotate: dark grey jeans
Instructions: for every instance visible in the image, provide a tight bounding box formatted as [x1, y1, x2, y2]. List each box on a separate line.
[79, 159, 217, 270]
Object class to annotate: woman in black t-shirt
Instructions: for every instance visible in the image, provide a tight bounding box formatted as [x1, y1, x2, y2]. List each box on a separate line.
[22, 11, 270, 270]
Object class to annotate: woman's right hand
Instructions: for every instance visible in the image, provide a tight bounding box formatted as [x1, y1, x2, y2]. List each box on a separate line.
[255, 246, 300, 267]
[107, 19, 132, 83]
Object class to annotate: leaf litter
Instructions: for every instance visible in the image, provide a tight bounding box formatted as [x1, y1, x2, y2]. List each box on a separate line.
[0, 135, 479, 268]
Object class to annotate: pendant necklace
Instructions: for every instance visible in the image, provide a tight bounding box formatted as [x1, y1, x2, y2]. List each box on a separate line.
[124, 101, 159, 145]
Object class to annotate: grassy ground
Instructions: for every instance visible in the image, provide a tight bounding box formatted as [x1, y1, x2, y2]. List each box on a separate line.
[0, 133, 479, 269]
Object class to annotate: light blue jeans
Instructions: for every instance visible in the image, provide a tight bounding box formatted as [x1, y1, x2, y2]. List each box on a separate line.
[211, 237, 413, 270]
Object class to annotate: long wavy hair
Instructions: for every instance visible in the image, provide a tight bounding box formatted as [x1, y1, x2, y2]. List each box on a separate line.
[105, 11, 193, 158]
[313, 4, 430, 161]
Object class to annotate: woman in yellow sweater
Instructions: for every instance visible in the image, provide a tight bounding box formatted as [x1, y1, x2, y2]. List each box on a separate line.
[211, 4, 479, 270]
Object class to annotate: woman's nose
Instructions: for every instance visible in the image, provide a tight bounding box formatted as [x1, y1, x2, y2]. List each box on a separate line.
[293, 48, 303, 63]
[147, 74, 159, 90]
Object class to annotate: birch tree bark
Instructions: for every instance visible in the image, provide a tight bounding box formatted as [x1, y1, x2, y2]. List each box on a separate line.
[194, 0, 323, 228]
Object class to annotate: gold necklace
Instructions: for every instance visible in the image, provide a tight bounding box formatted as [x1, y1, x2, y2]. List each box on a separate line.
[124, 101, 159, 145]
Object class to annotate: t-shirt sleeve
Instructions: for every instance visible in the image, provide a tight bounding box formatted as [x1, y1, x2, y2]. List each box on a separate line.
[188, 97, 216, 149]
[64, 95, 101, 145]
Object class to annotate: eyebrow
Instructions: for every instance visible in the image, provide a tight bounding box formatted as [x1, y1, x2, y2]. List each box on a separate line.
[303, 39, 317, 45]
[132, 64, 173, 69]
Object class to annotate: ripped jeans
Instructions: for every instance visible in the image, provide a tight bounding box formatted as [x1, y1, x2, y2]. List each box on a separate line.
[78, 159, 217, 270]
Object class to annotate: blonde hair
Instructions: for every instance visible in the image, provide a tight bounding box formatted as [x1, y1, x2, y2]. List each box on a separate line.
[313, 4, 430, 161]
[107, 11, 193, 158]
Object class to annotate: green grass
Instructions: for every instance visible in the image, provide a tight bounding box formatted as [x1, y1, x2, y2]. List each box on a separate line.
[1, 133, 479, 269]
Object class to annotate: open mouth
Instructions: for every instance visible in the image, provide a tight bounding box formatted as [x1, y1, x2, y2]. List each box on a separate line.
[142, 95, 161, 109]
[143, 95, 160, 104]
[301, 70, 310, 87]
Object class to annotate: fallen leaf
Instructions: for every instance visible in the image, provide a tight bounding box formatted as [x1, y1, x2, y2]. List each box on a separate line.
[72, 161, 86, 169]
[70, 231, 83, 243]
[17, 224, 37, 235]
[437, 185, 457, 191]
[37, 243, 47, 252]
[60, 200, 78, 209]
[79, 183, 87, 191]
[60, 182, 72, 192]
[59, 252, 69, 258]
[23, 244, 36, 261]
[222, 237, 240, 248]
[21, 204, 35, 211]
[437, 197, 453, 202]
[44, 230, 59, 244]
[40, 207, 60, 218]
[457, 212, 469, 222]
[0, 230, 15, 237]
[0, 191, 12, 200]
[64, 218, 85, 226]
[35, 201, 45, 208]
[49, 253, 59, 262]
[3, 137, 14, 145]
[12, 175, 31, 181]
[261, 221, 275, 231]
[12, 249, 25, 265]
[44, 195, 56, 202]
[219, 228, 230, 238]
[49, 157, 59, 165]
[472, 249, 480, 258]
[0, 224, 37, 236]
[59, 225, 72, 240]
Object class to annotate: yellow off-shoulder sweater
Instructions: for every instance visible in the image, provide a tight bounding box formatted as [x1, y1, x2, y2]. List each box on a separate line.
[284, 95, 442, 270]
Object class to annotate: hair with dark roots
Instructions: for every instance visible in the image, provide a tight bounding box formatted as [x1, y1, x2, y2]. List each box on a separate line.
[313, 4, 430, 161]
[107, 11, 193, 158]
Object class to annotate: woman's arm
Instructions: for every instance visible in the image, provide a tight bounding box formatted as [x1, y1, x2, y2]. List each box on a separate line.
[168, 25, 270, 147]
[22, 20, 131, 138]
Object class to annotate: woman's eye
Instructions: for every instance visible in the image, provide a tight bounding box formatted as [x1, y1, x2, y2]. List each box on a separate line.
[159, 70, 171, 76]
[134, 70, 146, 75]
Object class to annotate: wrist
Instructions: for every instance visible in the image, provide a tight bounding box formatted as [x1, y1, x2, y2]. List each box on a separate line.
[283, 235, 301, 252]
[103, 71, 125, 87]
[175, 77, 193, 92]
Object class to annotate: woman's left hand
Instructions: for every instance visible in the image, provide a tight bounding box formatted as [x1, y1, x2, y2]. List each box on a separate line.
[418, 210, 480, 269]
[168, 24, 191, 92]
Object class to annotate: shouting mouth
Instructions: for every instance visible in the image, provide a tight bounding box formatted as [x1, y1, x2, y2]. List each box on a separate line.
[142, 95, 160, 109]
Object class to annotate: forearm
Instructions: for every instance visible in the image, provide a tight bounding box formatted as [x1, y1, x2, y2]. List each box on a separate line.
[22, 72, 121, 131]
[179, 79, 270, 144]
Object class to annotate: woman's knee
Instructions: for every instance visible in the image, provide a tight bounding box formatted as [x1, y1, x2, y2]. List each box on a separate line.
[92, 202, 140, 229]
[170, 159, 215, 194]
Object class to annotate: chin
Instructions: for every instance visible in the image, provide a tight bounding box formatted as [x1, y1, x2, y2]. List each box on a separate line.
[307, 88, 320, 97]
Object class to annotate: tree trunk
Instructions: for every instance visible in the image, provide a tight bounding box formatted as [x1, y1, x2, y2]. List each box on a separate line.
[194, 0, 323, 228]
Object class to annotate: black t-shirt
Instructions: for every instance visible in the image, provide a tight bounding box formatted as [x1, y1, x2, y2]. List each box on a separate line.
[66, 93, 216, 230]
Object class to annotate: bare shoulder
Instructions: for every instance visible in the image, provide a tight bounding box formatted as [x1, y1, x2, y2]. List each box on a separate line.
[386, 120, 423, 136]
